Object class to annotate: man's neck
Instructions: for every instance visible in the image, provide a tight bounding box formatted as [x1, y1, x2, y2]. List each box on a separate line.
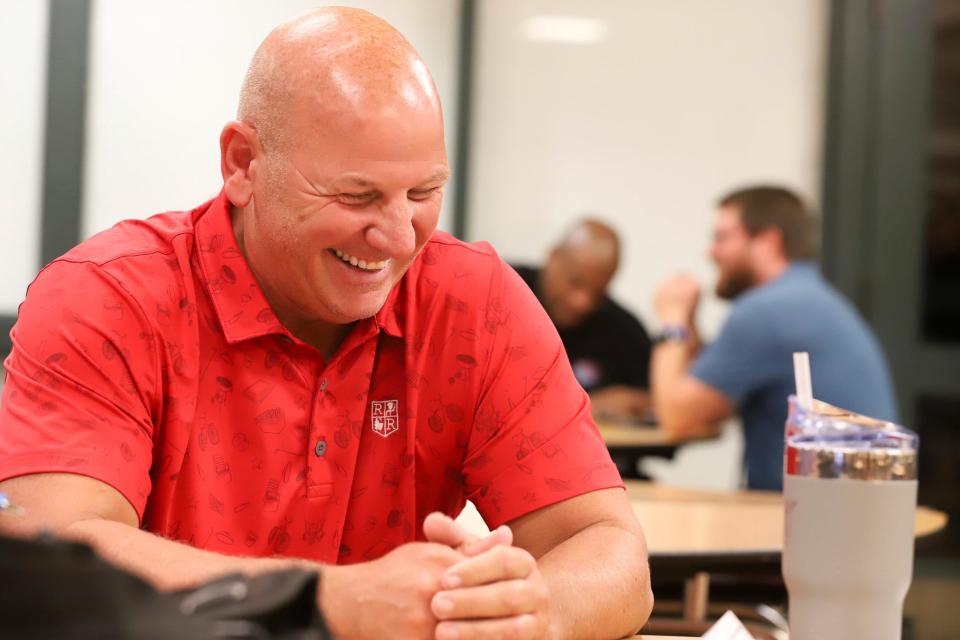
[230, 204, 354, 361]
[754, 257, 791, 285]
[284, 316, 355, 361]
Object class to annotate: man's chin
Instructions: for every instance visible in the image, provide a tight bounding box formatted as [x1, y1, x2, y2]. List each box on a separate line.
[320, 291, 391, 325]
[715, 275, 754, 300]
[553, 313, 583, 330]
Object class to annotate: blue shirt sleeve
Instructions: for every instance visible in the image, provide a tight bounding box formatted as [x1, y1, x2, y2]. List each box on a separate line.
[690, 302, 780, 407]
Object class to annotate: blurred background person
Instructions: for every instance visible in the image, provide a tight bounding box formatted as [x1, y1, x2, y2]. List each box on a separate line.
[514, 219, 653, 422]
[650, 186, 898, 490]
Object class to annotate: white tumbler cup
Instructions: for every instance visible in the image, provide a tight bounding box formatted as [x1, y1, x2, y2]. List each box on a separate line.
[782, 397, 918, 640]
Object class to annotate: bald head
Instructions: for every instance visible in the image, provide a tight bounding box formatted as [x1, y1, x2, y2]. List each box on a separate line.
[553, 219, 621, 272]
[238, 7, 442, 154]
[540, 218, 622, 328]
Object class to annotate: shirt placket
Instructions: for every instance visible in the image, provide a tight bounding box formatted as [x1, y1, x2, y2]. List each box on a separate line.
[306, 333, 378, 559]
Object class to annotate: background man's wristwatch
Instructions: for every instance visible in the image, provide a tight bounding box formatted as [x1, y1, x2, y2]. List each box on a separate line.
[657, 324, 691, 344]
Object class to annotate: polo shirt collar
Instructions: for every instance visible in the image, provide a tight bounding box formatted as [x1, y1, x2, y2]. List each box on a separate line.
[375, 284, 405, 338]
[194, 190, 404, 345]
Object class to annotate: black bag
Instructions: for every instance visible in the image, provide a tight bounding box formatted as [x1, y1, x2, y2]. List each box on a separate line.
[0, 533, 333, 639]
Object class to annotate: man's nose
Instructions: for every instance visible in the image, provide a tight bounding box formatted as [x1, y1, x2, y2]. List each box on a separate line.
[365, 198, 417, 258]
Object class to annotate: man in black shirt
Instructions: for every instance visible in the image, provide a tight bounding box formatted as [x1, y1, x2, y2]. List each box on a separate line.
[514, 219, 653, 422]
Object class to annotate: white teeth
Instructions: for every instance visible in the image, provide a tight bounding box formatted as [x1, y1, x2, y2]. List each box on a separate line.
[332, 249, 389, 271]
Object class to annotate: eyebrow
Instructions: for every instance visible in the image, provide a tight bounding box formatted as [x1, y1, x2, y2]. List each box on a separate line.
[334, 169, 451, 191]
[335, 175, 374, 189]
[422, 169, 451, 184]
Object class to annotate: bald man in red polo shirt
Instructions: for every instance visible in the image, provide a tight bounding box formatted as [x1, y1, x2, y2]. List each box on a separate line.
[0, 8, 652, 639]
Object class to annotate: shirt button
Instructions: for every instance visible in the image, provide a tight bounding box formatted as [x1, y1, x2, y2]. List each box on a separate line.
[315, 438, 327, 457]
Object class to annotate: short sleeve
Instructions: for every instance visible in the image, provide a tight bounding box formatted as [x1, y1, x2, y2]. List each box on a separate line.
[461, 260, 623, 528]
[690, 302, 780, 407]
[0, 260, 160, 520]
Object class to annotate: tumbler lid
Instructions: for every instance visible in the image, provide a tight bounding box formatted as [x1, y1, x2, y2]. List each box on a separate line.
[784, 397, 918, 481]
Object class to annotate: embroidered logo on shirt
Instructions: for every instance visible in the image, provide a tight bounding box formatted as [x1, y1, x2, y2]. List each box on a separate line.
[371, 399, 399, 438]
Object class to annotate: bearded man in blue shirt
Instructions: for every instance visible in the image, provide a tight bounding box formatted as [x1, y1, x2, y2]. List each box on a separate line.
[651, 186, 897, 490]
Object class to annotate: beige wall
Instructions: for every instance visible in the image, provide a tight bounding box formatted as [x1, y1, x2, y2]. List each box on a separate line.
[0, 0, 47, 314]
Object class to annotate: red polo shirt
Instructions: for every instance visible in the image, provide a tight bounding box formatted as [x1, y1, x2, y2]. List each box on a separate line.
[0, 192, 622, 564]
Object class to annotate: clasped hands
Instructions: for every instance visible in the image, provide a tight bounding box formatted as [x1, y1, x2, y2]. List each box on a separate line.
[322, 512, 552, 640]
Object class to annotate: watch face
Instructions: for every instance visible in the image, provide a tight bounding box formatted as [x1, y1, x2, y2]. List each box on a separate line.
[661, 325, 690, 342]
[572, 359, 601, 390]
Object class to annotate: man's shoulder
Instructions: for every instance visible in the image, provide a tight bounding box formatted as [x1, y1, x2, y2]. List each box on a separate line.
[509, 264, 539, 288]
[31, 204, 203, 311]
[707, 288, 784, 351]
[726, 278, 788, 320]
[400, 233, 546, 337]
[423, 230, 498, 258]
[408, 231, 504, 289]
[730, 263, 849, 326]
[59, 207, 197, 270]
[595, 296, 648, 337]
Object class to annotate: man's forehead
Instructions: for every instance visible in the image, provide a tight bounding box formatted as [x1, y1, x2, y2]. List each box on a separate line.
[557, 248, 614, 280]
[332, 175, 374, 189]
[715, 206, 745, 230]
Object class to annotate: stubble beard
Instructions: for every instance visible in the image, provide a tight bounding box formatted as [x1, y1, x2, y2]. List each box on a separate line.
[715, 268, 757, 301]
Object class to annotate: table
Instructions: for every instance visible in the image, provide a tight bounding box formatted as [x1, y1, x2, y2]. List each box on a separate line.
[626, 480, 948, 554]
[599, 422, 721, 448]
[598, 421, 722, 480]
[455, 480, 948, 554]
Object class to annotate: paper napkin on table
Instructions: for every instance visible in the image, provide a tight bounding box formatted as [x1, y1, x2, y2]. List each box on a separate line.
[701, 610, 756, 639]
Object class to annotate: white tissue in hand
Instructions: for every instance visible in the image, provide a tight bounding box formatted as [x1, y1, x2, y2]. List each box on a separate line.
[702, 611, 755, 639]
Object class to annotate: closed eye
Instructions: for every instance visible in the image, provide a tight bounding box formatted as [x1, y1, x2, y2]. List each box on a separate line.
[339, 192, 377, 205]
[408, 187, 442, 201]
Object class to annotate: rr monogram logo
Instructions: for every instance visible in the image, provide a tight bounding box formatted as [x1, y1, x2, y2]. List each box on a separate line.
[371, 399, 399, 438]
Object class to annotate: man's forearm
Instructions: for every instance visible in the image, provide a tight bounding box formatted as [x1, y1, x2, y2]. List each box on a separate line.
[651, 341, 691, 401]
[590, 386, 651, 421]
[651, 338, 697, 430]
[61, 518, 450, 639]
[64, 518, 315, 591]
[538, 523, 653, 640]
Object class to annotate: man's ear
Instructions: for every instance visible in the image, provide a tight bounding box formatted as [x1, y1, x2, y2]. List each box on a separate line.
[220, 121, 260, 207]
[756, 226, 786, 259]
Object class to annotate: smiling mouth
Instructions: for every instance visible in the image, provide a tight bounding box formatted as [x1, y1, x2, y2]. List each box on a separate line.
[330, 249, 390, 272]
